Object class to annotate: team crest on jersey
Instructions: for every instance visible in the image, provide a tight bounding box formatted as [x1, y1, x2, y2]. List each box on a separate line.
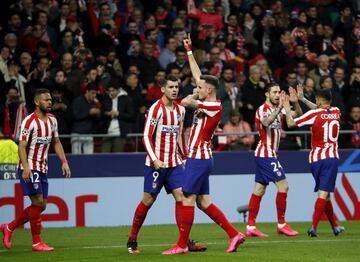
[150, 118, 157, 125]
[21, 128, 30, 136]
[277, 171, 282, 177]
[177, 113, 182, 121]
[33, 183, 39, 190]
[152, 182, 157, 189]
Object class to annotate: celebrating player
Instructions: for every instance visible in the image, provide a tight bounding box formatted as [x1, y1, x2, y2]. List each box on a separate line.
[245, 83, 300, 238]
[126, 75, 206, 253]
[162, 35, 245, 255]
[1, 88, 71, 252]
[282, 87, 344, 237]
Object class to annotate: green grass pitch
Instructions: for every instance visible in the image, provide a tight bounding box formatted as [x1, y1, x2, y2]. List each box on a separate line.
[1, 221, 359, 262]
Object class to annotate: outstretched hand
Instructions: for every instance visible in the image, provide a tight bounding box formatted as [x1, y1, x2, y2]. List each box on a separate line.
[183, 33, 192, 52]
[278, 90, 286, 109]
[296, 84, 304, 100]
[288, 87, 298, 103]
[283, 94, 291, 112]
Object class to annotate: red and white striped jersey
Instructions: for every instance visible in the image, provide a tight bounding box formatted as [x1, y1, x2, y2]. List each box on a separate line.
[143, 99, 187, 168]
[294, 106, 340, 163]
[255, 103, 285, 158]
[18, 112, 59, 173]
[188, 100, 222, 159]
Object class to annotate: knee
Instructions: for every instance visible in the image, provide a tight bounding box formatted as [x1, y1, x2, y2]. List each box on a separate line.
[142, 194, 157, 206]
[279, 181, 289, 193]
[196, 198, 210, 211]
[254, 187, 266, 196]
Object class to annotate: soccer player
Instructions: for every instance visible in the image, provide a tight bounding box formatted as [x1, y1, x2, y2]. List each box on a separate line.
[282, 87, 344, 237]
[162, 35, 245, 255]
[126, 75, 206, 253]
[245, 83, 300, 238]
[1, 88, 71, 252]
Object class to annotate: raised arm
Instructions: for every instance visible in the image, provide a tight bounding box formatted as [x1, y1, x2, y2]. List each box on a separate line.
[288, 87, 303, 117]
[282, 94, 297, 128]
[296, 84, 317, 110]
[183, 34, 202, 85]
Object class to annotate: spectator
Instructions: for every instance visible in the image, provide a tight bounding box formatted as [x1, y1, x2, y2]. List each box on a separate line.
[308, 54, 331, 89]
[50, 74, 72, 153]
[101, 81, 134, 153]
[166, 46, 188, 74]
[124, 73, 146, 133]
[71, 83, 101, 154]
[146, 69, 166, 106]
[281, 70, 297, 92]
[217, 64, 240, 126]
[187, 0, 223, 40]
[215, 34, 235, 62]
[159, 36, 177, 69]
[341, 106, 360, 148]
[295, 61, 308, 86]
[0, 86, 21, 137]
[241, 65, 265, 126]
[131, 41, 160, 88]
[319, 75, 345, 116]
[221, 110, 255, 151]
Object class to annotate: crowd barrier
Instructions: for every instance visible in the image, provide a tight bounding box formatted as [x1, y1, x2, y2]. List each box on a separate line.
[1, 150, 359, 227]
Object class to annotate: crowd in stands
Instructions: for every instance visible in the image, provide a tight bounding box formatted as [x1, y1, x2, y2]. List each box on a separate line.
[0, 0, 360, 153]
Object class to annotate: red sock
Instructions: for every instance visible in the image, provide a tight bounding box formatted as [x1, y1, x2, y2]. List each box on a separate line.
[177, 205, 194, 249]
[312, 198, 327, 230]
[248, 194, 262, 226]
[325, 200, 338, 227]
[128, 201, 151, 241]
[28, 205, 43, 245]
[276, 192, 287, 224]
[204, 203, 238, 238]
[175, 201, 182, 234]
[8, 206, 31, 231]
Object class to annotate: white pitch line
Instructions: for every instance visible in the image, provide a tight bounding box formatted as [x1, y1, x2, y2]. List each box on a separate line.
[1, 238, 359, 252]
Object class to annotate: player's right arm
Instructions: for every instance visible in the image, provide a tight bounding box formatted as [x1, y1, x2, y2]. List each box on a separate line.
[296, 85, 317, 109]
[18, 141, 31, 182]
[18, 118, 32, 182]
[283, 95, 318, 128]
[142, 103, 164, 170]
[183, 34, 202, 85]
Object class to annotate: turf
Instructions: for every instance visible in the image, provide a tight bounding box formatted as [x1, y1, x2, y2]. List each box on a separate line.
[1, 221, 359, 262]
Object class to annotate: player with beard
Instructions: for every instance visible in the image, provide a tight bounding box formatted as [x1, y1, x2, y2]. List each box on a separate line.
[1, 88, 71, 252]
[245, 83, 300, 238]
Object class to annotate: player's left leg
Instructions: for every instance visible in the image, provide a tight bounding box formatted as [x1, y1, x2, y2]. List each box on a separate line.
[197, 195, 245, 253]
[309, 190, 329, 237]
[275, 179, 298, 236]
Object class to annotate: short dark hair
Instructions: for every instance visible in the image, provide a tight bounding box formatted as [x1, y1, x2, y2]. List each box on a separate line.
[265, 82, 279, 93]
[200, 75, 219, 89]
[315, 88, 332, 102]
[175, 46, 186, 54]
[34, 88, 50, 98]
[158, 74, 179, 87]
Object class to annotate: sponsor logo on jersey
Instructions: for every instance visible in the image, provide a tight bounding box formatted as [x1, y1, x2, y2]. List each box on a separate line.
[37, 137, 52, 145]
[161, 125, 179, 134]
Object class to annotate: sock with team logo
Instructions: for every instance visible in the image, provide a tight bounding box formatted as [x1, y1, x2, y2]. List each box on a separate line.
[8, 206, 32, 231]
[204, 203, 238, 238]
[28, 204, 43, 244]
[325, 200, 338, 227]
[177, 205, 194, 249]
[248, 194, 262, 226]
[175, 201, 183, 234]
[312, 198, 327, 230]
[128, 201, 151, 241]
[276, 192, 287, 224]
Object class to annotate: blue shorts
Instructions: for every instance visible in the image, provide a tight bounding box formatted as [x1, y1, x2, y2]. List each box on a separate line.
[255, 157, 286, 185]
[144, 165, 184, 194]
[182, 158, 213, 195]
[19, 169, 49, 198]
[310, 158, 339, 192]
